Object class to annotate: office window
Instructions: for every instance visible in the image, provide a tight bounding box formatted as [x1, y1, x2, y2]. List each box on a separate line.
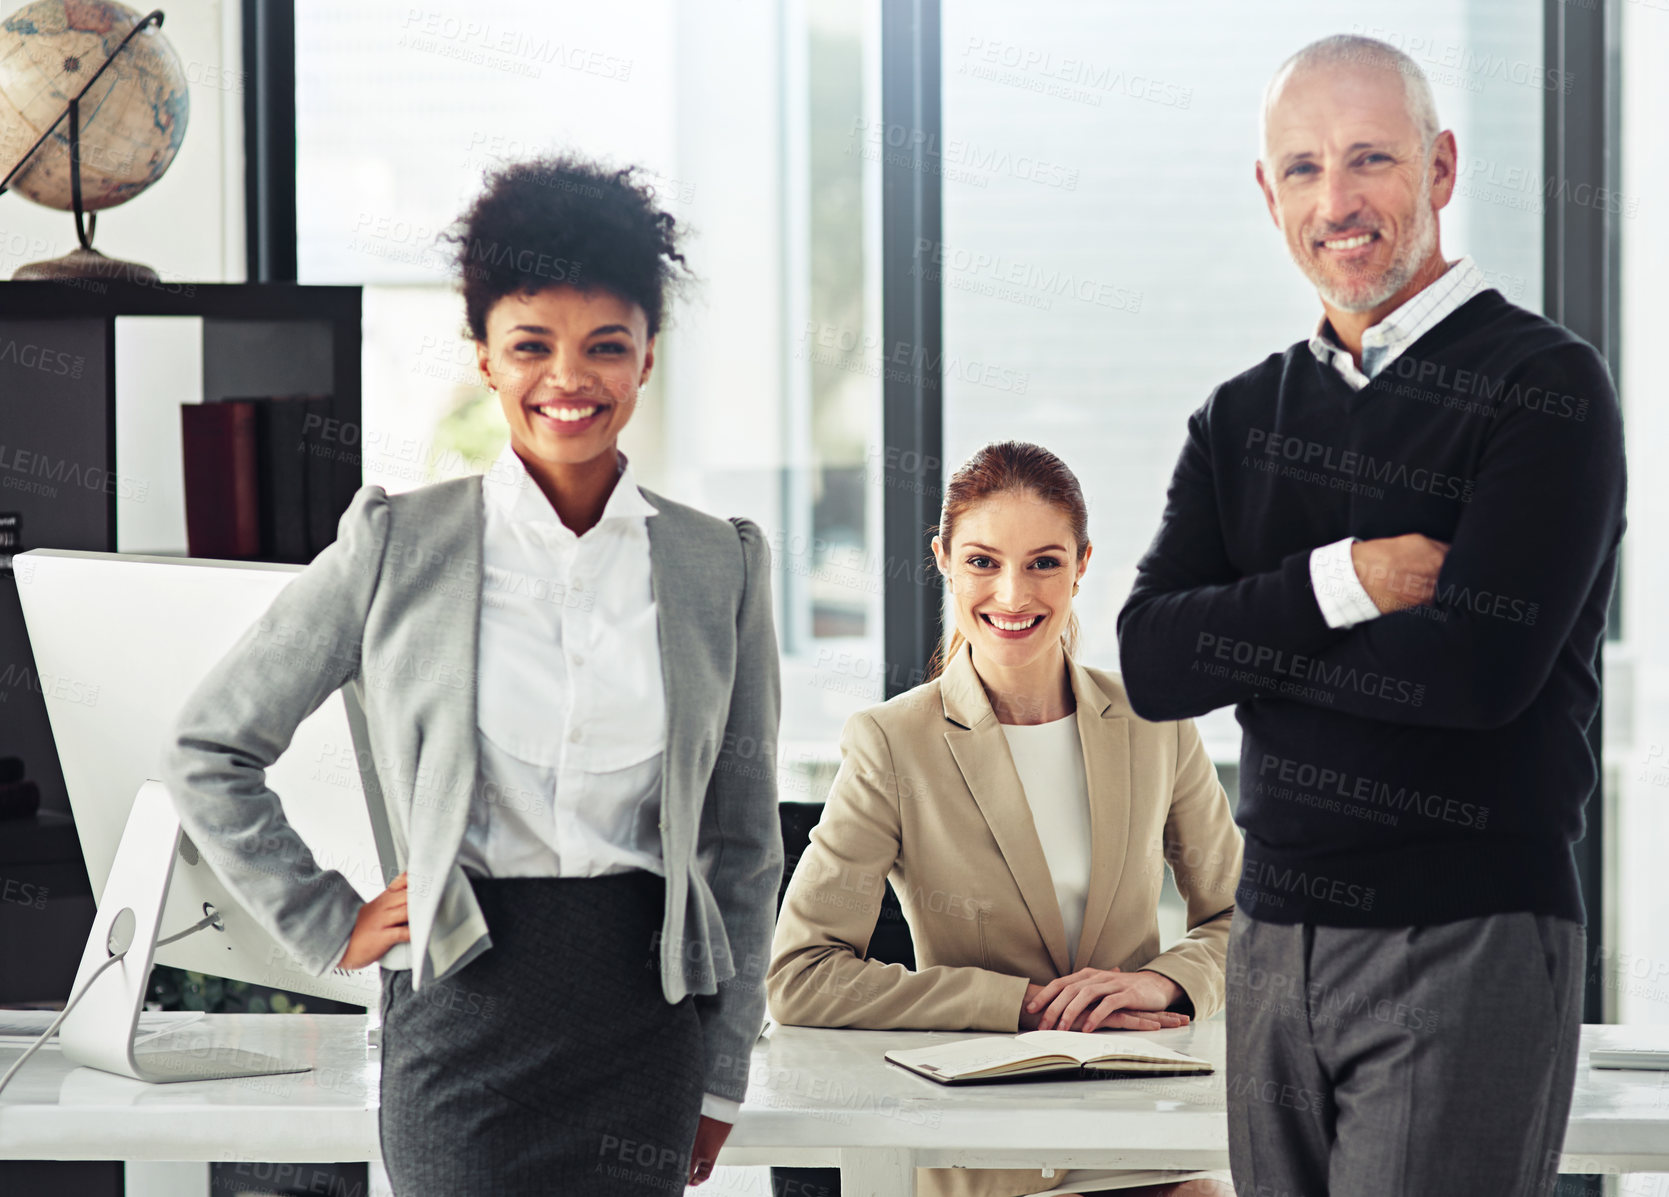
[1615, 0, 1669, 1028]
[295, 0, 884, 793]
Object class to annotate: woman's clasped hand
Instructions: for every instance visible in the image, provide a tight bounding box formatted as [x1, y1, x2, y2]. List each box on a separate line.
[1021, 967, 1192, 1033]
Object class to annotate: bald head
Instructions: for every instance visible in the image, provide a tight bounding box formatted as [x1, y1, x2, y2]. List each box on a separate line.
[1261, 35, 1440, 166]
[1253, 34, 1457, 320]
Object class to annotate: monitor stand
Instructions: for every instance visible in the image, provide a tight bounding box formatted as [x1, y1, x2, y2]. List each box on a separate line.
[59, 780, 313, 1083]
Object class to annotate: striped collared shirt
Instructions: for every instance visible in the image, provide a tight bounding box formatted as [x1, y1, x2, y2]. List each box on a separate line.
[1308, 255, 1488, 390]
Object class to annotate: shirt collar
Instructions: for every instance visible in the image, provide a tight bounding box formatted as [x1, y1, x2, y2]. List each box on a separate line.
[481, 439, 658, 528]
[1308, 255, 1487, 364]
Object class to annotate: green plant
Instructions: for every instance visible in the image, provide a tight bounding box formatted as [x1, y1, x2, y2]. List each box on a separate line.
[147, 964, 307, 1015]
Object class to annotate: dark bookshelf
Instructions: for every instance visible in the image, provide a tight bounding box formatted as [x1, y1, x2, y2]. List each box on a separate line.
[0, 282, 363, 1013]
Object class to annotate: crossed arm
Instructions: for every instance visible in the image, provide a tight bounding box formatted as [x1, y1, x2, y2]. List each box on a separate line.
[1117, 344, 1624, 730]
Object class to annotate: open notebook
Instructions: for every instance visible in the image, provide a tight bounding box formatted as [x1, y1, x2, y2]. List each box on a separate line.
[884, 1030, 1213, 1085]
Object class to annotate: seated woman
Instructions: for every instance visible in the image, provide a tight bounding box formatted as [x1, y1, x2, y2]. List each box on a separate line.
[767, 441, 1241, 1197]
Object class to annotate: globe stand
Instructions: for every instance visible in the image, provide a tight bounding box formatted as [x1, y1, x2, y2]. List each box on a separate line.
[0, 8, 170, 283]
[13, 246, 160, 284]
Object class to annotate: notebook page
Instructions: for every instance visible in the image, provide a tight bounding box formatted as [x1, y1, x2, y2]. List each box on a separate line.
[886, 1034, 1072, 1077]
[1015, 1030, 1210, 1067]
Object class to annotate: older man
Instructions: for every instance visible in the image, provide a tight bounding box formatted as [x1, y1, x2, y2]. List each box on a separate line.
[1117, 34, 1625, 1196]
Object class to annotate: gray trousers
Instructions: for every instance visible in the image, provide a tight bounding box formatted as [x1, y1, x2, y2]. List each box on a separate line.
[1225, 910, 1584, 1196]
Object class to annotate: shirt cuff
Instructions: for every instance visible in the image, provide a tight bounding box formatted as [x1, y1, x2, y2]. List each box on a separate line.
[1309, 538, 1382, 628]
[700, 1092, 741, 1123]
[324, 928, 353, 974]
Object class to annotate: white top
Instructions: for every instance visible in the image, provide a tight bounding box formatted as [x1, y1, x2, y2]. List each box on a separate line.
[999, 712, 1093, 970]
[463, 437, 667, 881]
[1304, 256, 1489, 630]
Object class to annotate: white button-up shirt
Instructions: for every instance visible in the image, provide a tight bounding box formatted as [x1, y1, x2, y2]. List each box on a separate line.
[349, 440, 739, 1122]
[463, 438, 667, 882]
[1305, 257, 1489, 628]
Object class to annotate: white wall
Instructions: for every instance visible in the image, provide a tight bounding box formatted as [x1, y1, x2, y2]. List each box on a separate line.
[114, 316, 203, 554]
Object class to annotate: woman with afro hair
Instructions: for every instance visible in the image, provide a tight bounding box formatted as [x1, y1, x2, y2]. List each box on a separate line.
[164, 153, 784, 1195]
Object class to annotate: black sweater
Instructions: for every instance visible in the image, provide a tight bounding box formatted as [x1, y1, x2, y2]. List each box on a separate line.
[1117, 289, 1626, 927]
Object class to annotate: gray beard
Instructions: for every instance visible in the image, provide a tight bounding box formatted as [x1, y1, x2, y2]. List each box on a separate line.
[1307, 197, 1438, 314]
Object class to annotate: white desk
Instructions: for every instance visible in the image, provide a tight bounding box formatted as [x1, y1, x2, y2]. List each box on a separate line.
[727, 1021, 1669, 1187]
[3, 1016, 1667, 1194]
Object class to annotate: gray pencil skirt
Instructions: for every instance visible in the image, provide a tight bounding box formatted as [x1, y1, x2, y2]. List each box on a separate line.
[376, 870, 705, 1196]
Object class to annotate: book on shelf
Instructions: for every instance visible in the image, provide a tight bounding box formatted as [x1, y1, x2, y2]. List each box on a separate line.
[197, 394, 335, 564]
[884, 1030, 1213, 1085]
[294, 395, 336, 557]
[247, 395, 312, 563]
[181, 400, 260, 559]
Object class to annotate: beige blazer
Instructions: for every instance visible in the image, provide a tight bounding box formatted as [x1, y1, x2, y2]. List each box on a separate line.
[769, 638, 1243, 1025]
[767, 642, 1243, 1196]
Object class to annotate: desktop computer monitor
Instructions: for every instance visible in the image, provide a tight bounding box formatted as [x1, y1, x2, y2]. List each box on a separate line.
[13, 548, 398, 1010]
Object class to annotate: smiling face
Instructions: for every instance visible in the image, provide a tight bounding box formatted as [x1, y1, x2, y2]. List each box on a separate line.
[933, 490, 1090, 677]
[1256, 61, 1455, 315]
[475, 284, 654, 471]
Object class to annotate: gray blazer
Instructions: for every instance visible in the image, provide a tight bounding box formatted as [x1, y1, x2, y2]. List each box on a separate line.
[163, 475, 785, 1102]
